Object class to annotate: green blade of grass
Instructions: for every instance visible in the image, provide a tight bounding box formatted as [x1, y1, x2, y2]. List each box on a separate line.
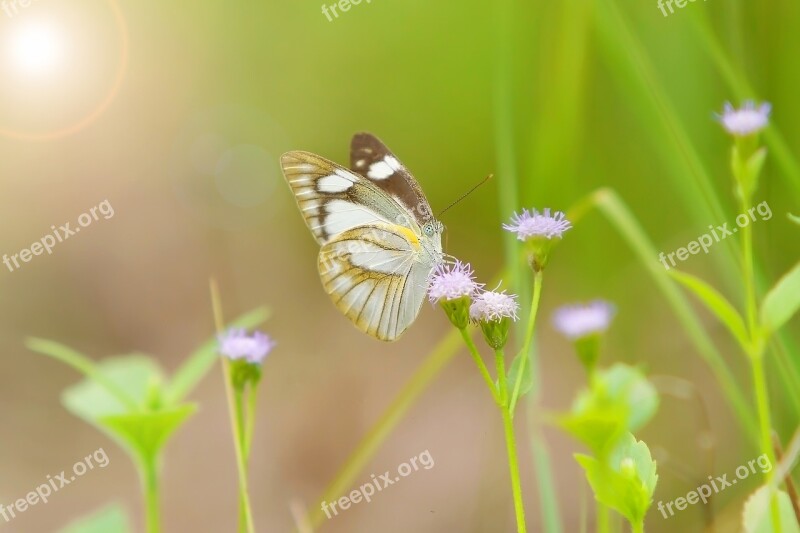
[573, 188, 758, 442]
[27, 338, 138, 411]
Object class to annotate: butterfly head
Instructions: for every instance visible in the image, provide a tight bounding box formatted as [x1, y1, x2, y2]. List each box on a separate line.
[422, 220, 445, 238]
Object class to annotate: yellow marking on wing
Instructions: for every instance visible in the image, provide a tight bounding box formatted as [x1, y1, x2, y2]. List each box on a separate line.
[394, 225, 420, 250]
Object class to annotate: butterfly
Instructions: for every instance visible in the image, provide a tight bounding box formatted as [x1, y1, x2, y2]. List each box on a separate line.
[280, 133, 445, 341]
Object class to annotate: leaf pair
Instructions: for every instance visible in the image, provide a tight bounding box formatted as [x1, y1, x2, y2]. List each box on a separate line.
[558, 364, 659, 456]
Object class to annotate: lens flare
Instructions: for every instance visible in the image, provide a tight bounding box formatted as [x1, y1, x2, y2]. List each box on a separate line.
[7, 20, 64, 76]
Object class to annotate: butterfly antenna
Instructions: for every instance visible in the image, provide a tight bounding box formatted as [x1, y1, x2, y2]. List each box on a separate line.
[436, 174, 493, 219]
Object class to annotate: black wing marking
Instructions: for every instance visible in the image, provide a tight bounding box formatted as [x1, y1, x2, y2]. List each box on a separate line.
[349, 132, 434, 226]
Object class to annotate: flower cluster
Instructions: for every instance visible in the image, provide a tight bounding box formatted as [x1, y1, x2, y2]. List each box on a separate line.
[428, 261, 518, 348]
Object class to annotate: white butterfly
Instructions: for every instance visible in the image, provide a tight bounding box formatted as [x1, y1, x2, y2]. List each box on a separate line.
[281, 133, 445, 341]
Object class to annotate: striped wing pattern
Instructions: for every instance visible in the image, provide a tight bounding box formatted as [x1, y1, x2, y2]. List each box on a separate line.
[281, 142, 442, 342]
[281, 151, 407, 245]
[318, 223, 431, 341]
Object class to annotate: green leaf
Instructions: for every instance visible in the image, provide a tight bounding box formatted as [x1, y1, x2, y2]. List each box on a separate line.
[789, 213, 800, 226]
[761, 262, 800, 334]
[575, 433, 658, 529]
[59, 503, 131, 533]
[62, 356, 166, 422]
[669, 270, 750, 348]
[506, 349, 533, 400]
[101, 404, 196, 462]
[166, 306, 270, 403]
[743, 486, 800, 533]
[27, 339, 138, 410]
[61, 356, 195, 464]
[557, 364, 658, 455]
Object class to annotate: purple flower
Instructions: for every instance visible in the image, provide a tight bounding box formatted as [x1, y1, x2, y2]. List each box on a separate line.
[552, 300, 616, 340]
[428, 261, 482, 303]
[218, 329, 275, 364]
[718, 101, 771, 136]
[503, 208, 571, 241]
[470, 290, 519, 322]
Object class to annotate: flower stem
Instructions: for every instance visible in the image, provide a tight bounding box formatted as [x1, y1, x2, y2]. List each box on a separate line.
[510, 272, 543, 416]
[142, 455, 161, 533]
[738, 197, 781, 533]
[245, 384, 258, 462]
[210, 280, 256, 533]
[234, 386, 252, 533]
[497, 348, 527, 533]
[460, 328, 501, 405]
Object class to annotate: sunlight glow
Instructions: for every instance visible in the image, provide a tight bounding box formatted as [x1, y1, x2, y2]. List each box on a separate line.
[7, 21, 64, 76]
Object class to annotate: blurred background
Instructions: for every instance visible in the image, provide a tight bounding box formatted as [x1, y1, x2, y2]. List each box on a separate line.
[0, 0, 798, 531]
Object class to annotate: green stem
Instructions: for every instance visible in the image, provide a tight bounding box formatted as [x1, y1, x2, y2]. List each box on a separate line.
[210, 281, 255, 533]
[233, 386, 252, 533]
[511, 272, 543, 416]
[497, 348, 527, 533]
[752, 354, 782, 532]
[245, 384, 259, 462]
[596, 500, 610, 533]
[631, 519, 644, 533]
[141, 455, 160, 533]
[460, 328, 501, 405]
[739, 196, 781, 532]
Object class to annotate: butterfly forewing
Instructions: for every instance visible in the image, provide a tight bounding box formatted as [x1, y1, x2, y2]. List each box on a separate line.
[350, 133, 434, 226]
[281, 151, 412, 245]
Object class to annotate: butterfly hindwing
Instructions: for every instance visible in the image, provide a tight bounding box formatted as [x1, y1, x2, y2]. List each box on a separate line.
[318, 222, 431, 341]
[350, 133, 434, 226]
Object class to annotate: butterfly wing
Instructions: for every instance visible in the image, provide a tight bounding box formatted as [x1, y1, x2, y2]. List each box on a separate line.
[350, 133, 435, 226]
[281, 146, 442, 341]
[318, 222, 436, 341]
[281, 150, 413, 245]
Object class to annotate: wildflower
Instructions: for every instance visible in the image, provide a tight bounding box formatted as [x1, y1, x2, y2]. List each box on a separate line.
[470, 290, 519, 349]
[553, 300, 615, 374]
[503, 208, 571, 241]
[429, 260, 482, 330]
[218, 329, 276, 365]
[717, 101, 771, 137]
[552, 301, 615, 340]
[428, 261, 481, 303]
[503, 208, 571, 271]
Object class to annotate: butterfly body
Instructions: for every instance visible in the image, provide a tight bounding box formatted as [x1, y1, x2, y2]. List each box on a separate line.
[281, 133, 444, 341]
